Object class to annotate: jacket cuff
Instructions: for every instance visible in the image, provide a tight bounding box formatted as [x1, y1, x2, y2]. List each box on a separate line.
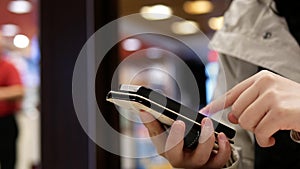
[223, 145, 240, 169]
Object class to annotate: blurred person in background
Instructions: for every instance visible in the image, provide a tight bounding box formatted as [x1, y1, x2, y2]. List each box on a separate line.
[0, 33, 24, 169]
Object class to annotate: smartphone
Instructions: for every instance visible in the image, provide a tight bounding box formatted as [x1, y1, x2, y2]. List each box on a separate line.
[106, 84, 235, 149]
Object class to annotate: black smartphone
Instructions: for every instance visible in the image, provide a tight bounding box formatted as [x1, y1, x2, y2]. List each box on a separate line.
[106, 84, 235, 149]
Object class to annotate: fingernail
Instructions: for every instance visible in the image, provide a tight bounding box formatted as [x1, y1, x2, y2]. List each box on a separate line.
[218, 132, 228, 141]
[199, 107, 210, 116]
[218, 133, 228, 149]
[165, 120, 185, 152]
[199, 118, 214, 143]
[228, 113, 238, 124]
[172, 120, 185, 133]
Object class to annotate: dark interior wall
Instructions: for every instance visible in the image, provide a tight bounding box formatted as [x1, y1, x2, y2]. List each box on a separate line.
[41, 0, 120, 169]
[94, 1, 121, 169]
[40, 0, 89, 168]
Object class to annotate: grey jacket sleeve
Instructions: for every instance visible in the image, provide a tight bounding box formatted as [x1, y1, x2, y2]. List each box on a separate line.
[223, 146, 240, 169]
[211, 54, 258, 169]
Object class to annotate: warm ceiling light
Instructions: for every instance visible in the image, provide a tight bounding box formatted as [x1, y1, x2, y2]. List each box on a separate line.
[183, 1, 213, 15]
[8, 0, 32, 14]
[122, 38, 142, 51]
[13, 34, 30, 48]
[1, 24, 20, 37]
[171, 20, 200, 35]
[208, 16, 224, 30]
[140, 4, 173, 20]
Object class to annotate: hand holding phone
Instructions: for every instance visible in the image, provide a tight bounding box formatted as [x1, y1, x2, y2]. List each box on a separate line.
[106, 84, 236, 149]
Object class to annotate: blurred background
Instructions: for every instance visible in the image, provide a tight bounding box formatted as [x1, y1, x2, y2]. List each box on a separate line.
[0, 0, 231, 169]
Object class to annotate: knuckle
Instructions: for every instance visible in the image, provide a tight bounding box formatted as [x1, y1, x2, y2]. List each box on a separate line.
[273, 103, 287, 116]
[258, 70, 270, 76]
[264, 90, 279, 102]
[238, 115, 255, 131]
[257, 70, 276, 85]
[254, 130, 268, 146]
[231, 103, 239, 115]
[273, 106, 284, 117]
[238, 117, 248, 129]
[258, 70, 273, 78]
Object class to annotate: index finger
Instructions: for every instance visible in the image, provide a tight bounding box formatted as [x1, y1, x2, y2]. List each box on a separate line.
[201, 73, 258, 115]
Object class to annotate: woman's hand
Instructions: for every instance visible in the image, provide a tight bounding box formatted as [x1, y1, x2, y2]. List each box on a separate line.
[201, 70, 300, 147]
[139, 111, 231, 169]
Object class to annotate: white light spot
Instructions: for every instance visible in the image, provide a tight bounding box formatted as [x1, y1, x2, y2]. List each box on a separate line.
[171, 20, 200, 35]
[122, 38, 142, 51]
[140, 4, 173, 20]
[13, 34, 30, 48]
[8, 0, 32, 14]
[208, 16, 224, 30]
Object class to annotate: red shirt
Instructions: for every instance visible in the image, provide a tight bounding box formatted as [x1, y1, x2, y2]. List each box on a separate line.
[0, 58, 22, 117]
